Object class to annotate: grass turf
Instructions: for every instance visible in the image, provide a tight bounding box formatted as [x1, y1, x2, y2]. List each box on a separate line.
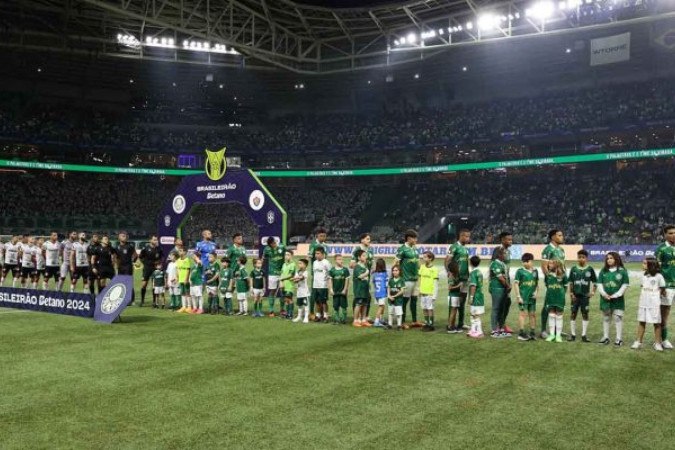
[1, 261, 673, 449]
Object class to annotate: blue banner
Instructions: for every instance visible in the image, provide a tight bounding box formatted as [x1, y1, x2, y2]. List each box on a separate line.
[583, 245, 656, 262]
[0, 288, 94, 317]
[93, 275, 134, 324]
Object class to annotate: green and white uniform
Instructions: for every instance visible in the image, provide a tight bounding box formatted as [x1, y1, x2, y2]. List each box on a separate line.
[329, 266, 350, 311]
[281, 261, 296, 298]
[152, 269, 165, 294]
[448, 242, 470, 287]
[263, 243, 286, 290]
[544, 273, 568, 310]
[468, 268, 485, 314]
[219, 267, 233, 296]
[597, 267, 629, 311]
[250, 268, 265, 295]
[396, 243, 420, 296]
[515, 268, 538, 312]
[655, 241, 675, 306]
[226, 244, 247, 266]
[540, 243, 566, 331]
[189, 261, 203, 297]
[353, 263, 370, 306]
[568, 265, 596, 313]
[351, 245, 374, 269]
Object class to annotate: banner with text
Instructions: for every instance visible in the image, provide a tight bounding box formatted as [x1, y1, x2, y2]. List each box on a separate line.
[590, 32, 630, 66]
[0, 288, 94, 317]
[582, 245, 655, 262]
[297, 243, 582, 261]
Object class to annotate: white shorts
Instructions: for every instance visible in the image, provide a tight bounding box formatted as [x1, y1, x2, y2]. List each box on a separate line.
[376, 297, 387, 306]
[153, 286, 165, 294]
[252, 288, 264, 297]
[388, 304, 403, 316]
[470, 306, 485, 315]
[225, 292, 233, 299]
[662, 288, 675, 306]
[268, 275, 280, 290]
[237, 292, 248, 301]
[421, 295, 435, 310]
[60, 262, 70, 279]
[206, 286, 218, 296]
[638, 306, 661, 324]
[403, 280, 419, 298]
[449, 296, 461, 308]
[190, 285, 203, 297]
[171, 286, 181, 296]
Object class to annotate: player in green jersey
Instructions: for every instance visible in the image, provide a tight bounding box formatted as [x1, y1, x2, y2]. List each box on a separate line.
[352, 249, 371, 327]
[655, 225, 675, 349]
[489, 247, 511, 338]
[514, 253, 539, 341]
[249, 258, 266, 317]
[540, 229, 566, 337]
[219, 258, 234, 315]
[328, 254, 351, 324]
[387, 265, 406, 330]
[204, 253, 220, 314]
[262, 237, 286, 317]
[230, 255, 249, 316]
[176, 248, 192, 313]
[446, 261, 463, 333]
[568, 249, 596, 342]
[279, 250, 297, 320]
[544, 260, 568, 343]
[597, 252, 629, 346]
[188, 252, 204, 314]
[467, 256, 486, 338]
[445, 229, 471, 332]
[395, 229, 421, 328]
[151, 262, 166, 309]
[351, 233, 374, 321]
[491, 231, 514, 334]
[226, 233, 247, 266]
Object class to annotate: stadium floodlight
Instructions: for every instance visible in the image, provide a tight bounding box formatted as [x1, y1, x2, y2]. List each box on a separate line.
[117, 33, 140, 48]
[466, 21, 474, 30]
[568, 0, 582, 7]
[462, 66, 468, 71]
[565, 47, 572, 53]
[478, 13, 500, 31]
[406, 32, 417, 44]
[219, 84, 224, 89]
[438, 28, 444, 35]
[399, 36, 406, 45]
[414, 73, 420, 79]
[558, 0, 567, 10]
[514, 12, 521, 19]
[394, 39, 400, 45]
[529, 1, 555, 20]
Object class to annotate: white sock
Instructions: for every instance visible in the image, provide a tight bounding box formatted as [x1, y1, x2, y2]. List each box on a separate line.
[614, 313, 623, 341]
[198, 297, 203, 310]
[477, 318, 483, 334]
[13, 279, 18, 288]
[70, 285, 74, 293]
[32, 282, 37, 289]
[303, 306, 309, 320]
[603, 315, 611, 339]
[389, 313, 394, 325]
[548, 314, 556, 335]
[43, 282, 48, 290]
[556, 316, 563, 335]
[570, 320, 576, 336]
[57, 280, 63, 290]
[82, 287, 88, 294]
[582, 320, 589, 336]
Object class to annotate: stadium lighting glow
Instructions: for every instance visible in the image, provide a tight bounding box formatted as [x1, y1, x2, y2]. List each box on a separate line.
[144, 36, 175, 48]
[407, 33, 417, 44]
[414, 73, 420, 79]
[219, 84, 224, 89]
[394, 39, 400, 45]
[558, 0, 567, 10]
[568, 0, 582, 7]
[117, 33, 140, 48]
[566, 47, 572, 53]
[466, 21, 474, 30]
[478, 13, 500, 31]
[529, 1, 555, 20]
[129, 79, 134, 84]
[462, 66, 468, 72]
[438, 28, 444, 35]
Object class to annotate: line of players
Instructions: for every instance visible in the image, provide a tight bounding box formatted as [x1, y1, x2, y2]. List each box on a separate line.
[148, 226, 675, 353]
[0, 232, 164, 306]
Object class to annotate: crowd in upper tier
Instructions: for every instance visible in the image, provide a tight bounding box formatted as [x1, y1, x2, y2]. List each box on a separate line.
[1, 78, 675, 154]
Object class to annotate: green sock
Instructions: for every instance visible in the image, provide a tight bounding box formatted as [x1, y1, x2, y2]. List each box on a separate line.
[410, 296, 418, 322]
[268, 297, 274, 312]
[340, 309, 347, 322]
[664, 327, 669, 340]
[540, 305, 548, 332]
[402, 297, 410, 322]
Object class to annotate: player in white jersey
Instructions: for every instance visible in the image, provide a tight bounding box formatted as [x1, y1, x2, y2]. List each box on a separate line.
[19, 236, 38, 289]
[1, 236, 21, 287]
[43, 232, 62, 289]
[58, 231, 77, 291]
[311, 248, 332, 322]
[34, 237, 46, 289]
[70, 232, 90, 293]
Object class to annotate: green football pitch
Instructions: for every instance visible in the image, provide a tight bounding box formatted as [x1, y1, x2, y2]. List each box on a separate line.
[1, 261, 673, 449]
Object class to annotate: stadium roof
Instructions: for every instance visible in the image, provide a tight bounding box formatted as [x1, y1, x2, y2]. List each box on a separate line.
[2, 0, 671, 74]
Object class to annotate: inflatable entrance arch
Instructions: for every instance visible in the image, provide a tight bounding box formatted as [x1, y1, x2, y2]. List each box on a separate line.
[157, 168, 287, 257]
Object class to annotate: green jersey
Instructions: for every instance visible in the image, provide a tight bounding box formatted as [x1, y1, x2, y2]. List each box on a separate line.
[447, 272, 461, 295]
[388, 277, 405, 297]
[328, 267, 350, 295]
[542, 244, 565, 264]
[226, 244, 247, 265]
[514, 268, 538, 301]
[489, 259, 509, 291]
[353, 263, 370, 299]
[544, 273, 568, 308]
[468, 268, 484, 307]
[597, 267, 629, 298]
[189, 260, 203, 286]
[250, 268, 265, 290]
[568, 265, 597, 296]
[448, 242, 470, 281]
[281, 261, 296, 292]
[234, 265, 249, 293]
[655, 242, 675, 288]
[152, 269, 165, 287]
[491, 245, 512, 271]
[395, 243, 420, 282]
[351, 245, 374, 269]
[308, 240, 327, 263]
[204, 263, 220, 287]
[263, 244, 286, 276]
[219, 267, 233, 290]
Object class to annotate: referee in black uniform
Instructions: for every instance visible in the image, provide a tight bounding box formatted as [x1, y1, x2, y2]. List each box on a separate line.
[87, 234, 101, 295]
[139, 236, 164, 307]
[115, 231, 137, 305]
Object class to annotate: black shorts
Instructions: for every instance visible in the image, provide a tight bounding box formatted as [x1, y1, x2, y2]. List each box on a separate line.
[571, 295, 590, 314]
[118, 266, 133, 276]
[98, 267, 115, 280]
[88, 267, 99, 280]
[311, 288, 329, 304]
[36, 269, 45, 278]
[45, 266, 60, 279]
[142, 266, 155, 282]
[3, 264, 20, 278]
[72, 266, 89, 281]
[21, 266, 37, 278]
